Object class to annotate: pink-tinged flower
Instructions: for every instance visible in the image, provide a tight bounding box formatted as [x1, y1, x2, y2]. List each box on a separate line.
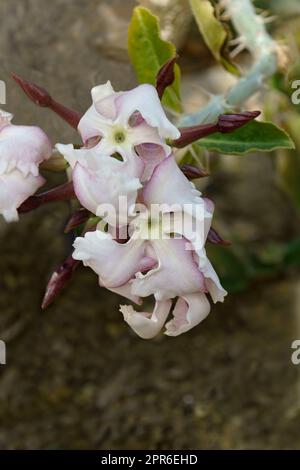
[55, 145, 142, 226]
[73, 156, 226, 339]
[57, 81, 180, 181]
[0, 110, 52, 222]
[56, 82, 180, 223]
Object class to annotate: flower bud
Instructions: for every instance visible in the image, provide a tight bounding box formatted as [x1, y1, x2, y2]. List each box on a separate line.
[207, 227, 231, 246]
[64, 208, 90, 233]
[12, 73, 82, 129]
[156, 55, 178, 99]
[180, 163, 209, 179]
[41, 255, 79, 309]
[172, 111, 261, 148]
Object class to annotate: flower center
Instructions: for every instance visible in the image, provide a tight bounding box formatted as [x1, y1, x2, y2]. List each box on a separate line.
[114, 130, 126, 144]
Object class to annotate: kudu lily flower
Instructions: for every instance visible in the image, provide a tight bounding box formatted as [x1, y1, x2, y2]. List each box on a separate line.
[73, 156, 227, 339]
[10, 60, 263, 341]
[0, 109, 52, 222]
[56, 81, 180, 223]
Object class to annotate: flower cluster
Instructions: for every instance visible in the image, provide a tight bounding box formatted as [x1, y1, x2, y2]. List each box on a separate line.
[3, 64, 259, 339]
[56, 82, 227, 338]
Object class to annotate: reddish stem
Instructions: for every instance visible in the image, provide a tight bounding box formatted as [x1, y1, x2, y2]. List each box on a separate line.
[18, 181, 76, 214]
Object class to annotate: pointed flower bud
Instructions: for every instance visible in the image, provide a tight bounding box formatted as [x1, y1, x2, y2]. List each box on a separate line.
[41, 255, 79, 309]
[12, 74, 82, 129]
[42, 218, 98, 309]
[64, 208, 90, 233]
[180, 163, 209, 179]
[156, 56, 178, 99]
[217, 111, 261, 133]
[172, 110, 261, 148]
[207, 227, 231, 246]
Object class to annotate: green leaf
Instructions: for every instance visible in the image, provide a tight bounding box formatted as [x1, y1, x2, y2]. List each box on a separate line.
[128, 6, 182, 113]
[189, 0, 239, 75]
[195, 120, 295, 155]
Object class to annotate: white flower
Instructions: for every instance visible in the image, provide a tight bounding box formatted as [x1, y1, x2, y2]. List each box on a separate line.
[56, 81, 180, 223]
[73, 156, 226, 339]
[77, 81, 180, 177]
[0, 110, 52, 222]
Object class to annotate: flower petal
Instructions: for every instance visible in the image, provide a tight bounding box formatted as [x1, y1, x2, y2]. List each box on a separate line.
[91, 81, 115, 104]
[77, 106, 112, 144]
[197, 251, 227, 303]
[165, 293, 211, 336]
[56, 142, 144, 181]
[72, 159, 142, 224]
[103, 280, 142, 305]
[142, 155, 202, 207]
[73, 230, 151, 288]
[115, 84, 180, 139]
[132, 238, 206, 301]
[0, 109, 13, 131]
[142, 156, 211, 250]
[135, 142, 169, 182]
[55, 143, 88, 169]
[120, 299, 172, 339]
[96, 141, 145, 179]
[130, 121, 170, 148]
[0, 169, 45, 222]
[0, 124, 52, 176]
[129, 120, 171, 181]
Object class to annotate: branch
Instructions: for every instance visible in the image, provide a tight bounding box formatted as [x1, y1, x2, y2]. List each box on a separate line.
[180, 0, 280, 126]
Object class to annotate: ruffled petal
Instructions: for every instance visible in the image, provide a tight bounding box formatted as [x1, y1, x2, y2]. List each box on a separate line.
[103, 280, 142, 305]
[73, 230, 153, 288]
[0, 109, 13, 131]
[165, 293, 211, 336]
[55, 143, 89, 169]
[197, 250, 227, 303]
[0, 124, 52, 177]
[78, 82, 119, 143]
[56, 142, 144, 181]
[120, 299, 172, 339]
[0, 169, 45, 222]
[142, 156, 211, 250]
[132, 238, 206, 301]
[115, 84, 180, 139]
[72, 159, 142, 224]
[160, 198, 213, 253]
[94, 139, 145, 179]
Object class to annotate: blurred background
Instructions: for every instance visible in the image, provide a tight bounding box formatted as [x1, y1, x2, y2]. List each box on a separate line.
[1, 0, 300, 450]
